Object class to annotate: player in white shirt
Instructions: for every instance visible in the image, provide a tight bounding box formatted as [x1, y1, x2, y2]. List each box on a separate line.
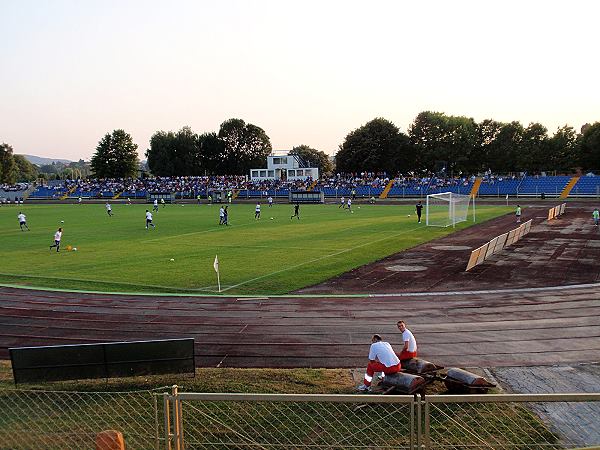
[78, 196, 82, 205]
[396, 320, 418, 361]
[145, 210, 155, 229]
[49, 227, 63, 252]
[219, 206, 225, 225]
[267, 196, 273, 207]
[357, 334, 401, 391]
[347, 198, 352, 211]
[255, 203, 261, 219]
[17, 212, 30, 231]
[105, 202, 113, 217]
[339, 196, 345, 208]
[153, 199, 159, 212]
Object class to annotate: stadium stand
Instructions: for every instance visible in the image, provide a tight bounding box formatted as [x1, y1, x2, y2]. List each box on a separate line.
[26, 174, 597, 200]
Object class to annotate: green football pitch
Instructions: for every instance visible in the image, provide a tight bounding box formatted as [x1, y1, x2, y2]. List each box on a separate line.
[0, 202, 511, 295]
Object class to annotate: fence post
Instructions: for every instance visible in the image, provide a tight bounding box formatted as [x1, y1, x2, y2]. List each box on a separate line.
[163, 393, 172, 450]
[423, 395, 430, 450]
[416, 394, 422, 449]
[171, 385, 184, 450]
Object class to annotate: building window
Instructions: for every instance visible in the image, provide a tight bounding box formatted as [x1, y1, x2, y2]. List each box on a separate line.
[268, 170, 274, 177]
[252, 170, 259, 177]
[260, 170, 267, 177]
[288, 170, 296, 176]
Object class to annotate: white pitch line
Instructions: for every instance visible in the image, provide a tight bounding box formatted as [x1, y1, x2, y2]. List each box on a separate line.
[220, 225, 423, 292]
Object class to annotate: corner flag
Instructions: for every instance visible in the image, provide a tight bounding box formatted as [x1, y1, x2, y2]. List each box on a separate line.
[214, 255, 221, 292]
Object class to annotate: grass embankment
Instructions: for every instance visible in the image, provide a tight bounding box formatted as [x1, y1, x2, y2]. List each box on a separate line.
[0, 362, 559, 449]
[0, 202, 510, 295]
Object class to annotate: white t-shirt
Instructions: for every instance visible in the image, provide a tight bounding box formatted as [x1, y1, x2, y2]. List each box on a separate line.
[340, 197, 345, 204]
[146, 212, 153, 221]
[154, 200, 158, 206]
[106, 203, 111, 210]
[347, 199, 352, 206]
[18, 214, 26, 223]
[368, 341, 400, 367]
[268, 197, 273, 204]
[54, 231, 62, 241]
[255, 204, 261, 212]
[219, 207, 225, 217]
[402, 329, 417, 352]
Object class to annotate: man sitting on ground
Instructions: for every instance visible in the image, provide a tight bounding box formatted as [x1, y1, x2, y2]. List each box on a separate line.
[396, 320, 418, 361]
[357, 334, 401, 392]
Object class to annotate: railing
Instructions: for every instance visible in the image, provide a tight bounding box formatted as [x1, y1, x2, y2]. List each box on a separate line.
[1, 386, 599, 449]
[164, 388, 600, 450]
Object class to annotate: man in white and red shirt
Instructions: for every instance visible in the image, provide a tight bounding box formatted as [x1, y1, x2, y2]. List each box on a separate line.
[357, 334, 401, 391]
[396, 320, 418, 361]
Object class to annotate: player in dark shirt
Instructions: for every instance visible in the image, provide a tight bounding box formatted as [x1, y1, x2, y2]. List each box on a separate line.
[415, 201, 423, 223]
[290, 203, 300, 220]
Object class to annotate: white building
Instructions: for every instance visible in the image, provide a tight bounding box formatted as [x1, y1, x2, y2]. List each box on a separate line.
[250, 152, 319, 181]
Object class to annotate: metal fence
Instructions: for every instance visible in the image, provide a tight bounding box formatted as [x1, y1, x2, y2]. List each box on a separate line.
[0, 387, 599, 449]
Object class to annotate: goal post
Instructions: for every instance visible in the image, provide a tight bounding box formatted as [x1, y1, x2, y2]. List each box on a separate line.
[426, 192, 473, 227]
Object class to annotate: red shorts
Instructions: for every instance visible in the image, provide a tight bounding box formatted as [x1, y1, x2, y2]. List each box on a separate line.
[396, 350, 417, 361]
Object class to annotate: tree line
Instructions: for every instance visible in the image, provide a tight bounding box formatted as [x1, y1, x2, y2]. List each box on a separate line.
[3, 112, 599, 183]
[336, 113, 600, 176]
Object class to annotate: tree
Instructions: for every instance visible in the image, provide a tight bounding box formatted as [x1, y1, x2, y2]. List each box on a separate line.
[477, 119, 504, 172]
[579, 122, 600, 171]
[0, 143, 17, 184]
[146, 131, 177, 176]
[336, 118, 411, 174]
[13, 155, 39, 181]
[289, 145, 333, 174]
[487, 121, 524, 173]
[408, 112, 477, 175]
[218, 119, 272, 175]
[91, 130, 139, 178]
[548, 126, 580, 173]
[198, 132, 226, 174]
[519, 123, 549, 172]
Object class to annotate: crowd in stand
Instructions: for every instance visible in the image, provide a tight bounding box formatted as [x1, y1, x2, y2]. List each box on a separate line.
[18, 171, 566, 199]
[0, 182, 30, 192]
[56, 176, 314, 195]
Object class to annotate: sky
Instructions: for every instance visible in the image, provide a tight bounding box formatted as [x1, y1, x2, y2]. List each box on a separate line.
[1, 0, 598, 161]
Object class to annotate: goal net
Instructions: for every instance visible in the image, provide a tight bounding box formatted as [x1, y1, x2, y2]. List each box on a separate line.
[426, 192, 472, 227]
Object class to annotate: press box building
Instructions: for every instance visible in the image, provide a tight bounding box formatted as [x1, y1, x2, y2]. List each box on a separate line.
[250, 153, 319, 181]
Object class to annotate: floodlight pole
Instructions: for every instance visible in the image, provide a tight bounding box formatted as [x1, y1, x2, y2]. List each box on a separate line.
[473, 194, 476, 222]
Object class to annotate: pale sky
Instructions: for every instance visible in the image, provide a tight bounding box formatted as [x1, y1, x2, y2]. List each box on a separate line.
[1, 0, 598, 161]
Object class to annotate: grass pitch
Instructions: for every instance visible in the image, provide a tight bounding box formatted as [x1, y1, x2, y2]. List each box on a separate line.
[0, 202, 511, 295]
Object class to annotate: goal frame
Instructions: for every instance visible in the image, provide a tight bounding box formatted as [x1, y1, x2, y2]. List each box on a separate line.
[425, 192, 474, 228]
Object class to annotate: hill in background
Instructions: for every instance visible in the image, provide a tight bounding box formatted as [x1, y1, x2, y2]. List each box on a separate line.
[20, 154, 71, 166]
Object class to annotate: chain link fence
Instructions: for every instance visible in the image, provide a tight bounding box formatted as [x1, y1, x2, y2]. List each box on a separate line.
[0, 387, 166, 449]
[0, 388, 599, 449]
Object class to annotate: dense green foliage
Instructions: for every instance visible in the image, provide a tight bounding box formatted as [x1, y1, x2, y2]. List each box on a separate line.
[146, 119, 271, 176]
[336, 118, 413, 174]
[90, 129, 139, 178]
[0, 143, 17, 184]
[337, 115, 600, 175]
[0, 202, 509, 295]
[290, 145, 333, 174]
